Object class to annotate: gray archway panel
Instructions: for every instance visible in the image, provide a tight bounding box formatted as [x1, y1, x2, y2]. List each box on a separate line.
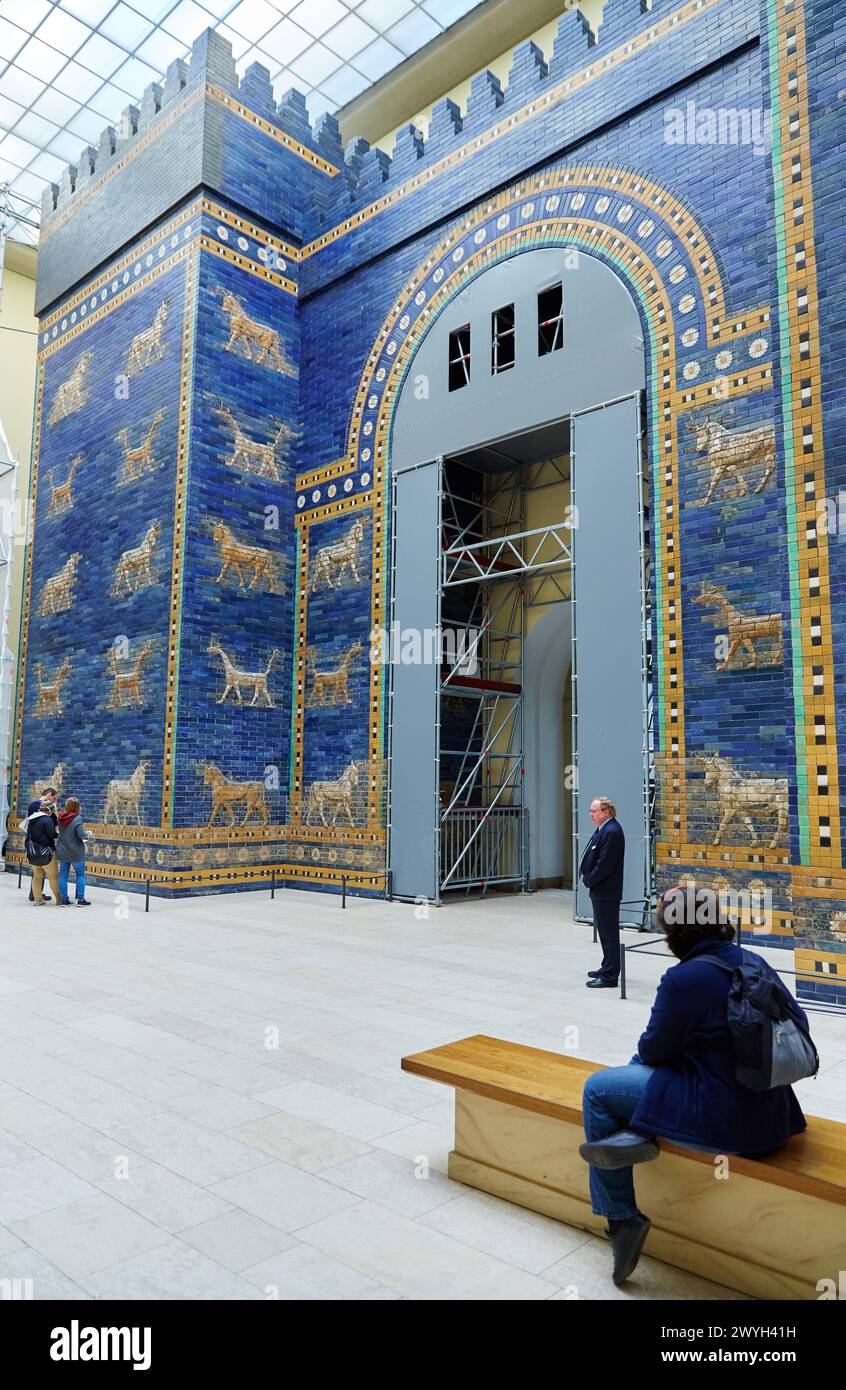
[571, 396, 650, 926]
[524, 603, 572, 884]
[388, 460, 441, 901]
[392, 248, 645, 474]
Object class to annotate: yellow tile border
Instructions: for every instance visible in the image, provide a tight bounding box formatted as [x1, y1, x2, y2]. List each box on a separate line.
[161, 250, 198, 825]
[198, 236, 297, 296]
[39, 200, 203, 339]
[206, 82, 340, 176]
[200, 197, 298, 261]
[290, 491, 374, 826]
[4, 851, 387, 891]
[673, 362, 772, 409]
[774, 0, 841, 866]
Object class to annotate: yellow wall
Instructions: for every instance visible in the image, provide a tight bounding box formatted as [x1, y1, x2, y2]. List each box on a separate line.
[375, 0, 605, 155]
[0, 245, 38, 664]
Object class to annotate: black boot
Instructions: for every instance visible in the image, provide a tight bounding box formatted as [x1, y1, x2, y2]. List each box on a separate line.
[606, 1214, 651, 1285]
[579, 1130, 659, 1168]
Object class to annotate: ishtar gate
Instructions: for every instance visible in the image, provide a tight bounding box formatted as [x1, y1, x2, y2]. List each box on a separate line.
[6, 0, 846, 1018]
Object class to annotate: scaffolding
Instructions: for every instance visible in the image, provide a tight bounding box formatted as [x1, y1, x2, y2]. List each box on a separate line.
[437, 450, 573, 897]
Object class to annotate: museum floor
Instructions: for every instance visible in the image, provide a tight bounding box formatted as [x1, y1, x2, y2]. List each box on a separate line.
[0, 877, 843, 1302]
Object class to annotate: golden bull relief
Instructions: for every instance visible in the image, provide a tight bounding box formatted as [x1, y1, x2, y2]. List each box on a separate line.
[699, 752, 788, 850]
[217, 288, 295, 374]
[116, 410, 165, 485]
[196, 762, 270, 827]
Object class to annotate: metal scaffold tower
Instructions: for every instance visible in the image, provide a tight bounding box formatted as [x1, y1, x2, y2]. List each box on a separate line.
[437, 451, 573, 897]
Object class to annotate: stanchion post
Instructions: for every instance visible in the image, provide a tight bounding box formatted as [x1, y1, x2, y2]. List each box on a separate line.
[271, 870, 275, 900]
[341, 875, 347, 909]
[619, 927, 627, 1000]
[145, 878, 150, 913]
[17, 861, 22, 889]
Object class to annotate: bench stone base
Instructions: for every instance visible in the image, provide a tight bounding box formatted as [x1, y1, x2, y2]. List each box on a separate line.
[449, 1089, 842, 1300]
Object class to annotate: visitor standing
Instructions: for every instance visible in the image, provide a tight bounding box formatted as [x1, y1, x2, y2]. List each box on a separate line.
[55, 796, 92, 906]
[579, 795, 625, 988]
[24, 786, 58, 902]
[26, 795, 61, 907]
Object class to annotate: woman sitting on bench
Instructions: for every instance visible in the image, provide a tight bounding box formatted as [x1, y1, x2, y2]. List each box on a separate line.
[578, 886, 808, 1287]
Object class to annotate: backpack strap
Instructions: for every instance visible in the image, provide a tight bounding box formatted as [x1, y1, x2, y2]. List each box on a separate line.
[693, 956, 735, 976]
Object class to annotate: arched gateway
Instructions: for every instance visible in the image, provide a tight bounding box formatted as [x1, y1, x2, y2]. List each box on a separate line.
[387, 247, 649, 913]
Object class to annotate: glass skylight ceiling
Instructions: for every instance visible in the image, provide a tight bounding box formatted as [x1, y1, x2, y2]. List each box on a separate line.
[0, 0, 485, 244]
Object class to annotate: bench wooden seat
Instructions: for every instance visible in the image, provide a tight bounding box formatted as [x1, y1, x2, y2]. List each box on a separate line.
[402, 1035, 846, 1300]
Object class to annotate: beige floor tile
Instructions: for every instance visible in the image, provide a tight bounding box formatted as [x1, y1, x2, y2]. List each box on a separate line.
[178, 1210, 298, 1271]
[0, 1246, 93, 1300]
[296, 1200, 558, 1300]
[419, 1189, 595, 1272]
[93, 1160, 235, 1233]
[241, 1243, 382, 1299]
[231, 1111, 370, 1172]
[80, 1239, 264, 1300]
[209, 1159, 361, 1232]
[0, 878, 840, 1302]
[318, 1148, 456, 1217]
[9, 1191, 169, 1278]
[105, 1112, 273, 1186]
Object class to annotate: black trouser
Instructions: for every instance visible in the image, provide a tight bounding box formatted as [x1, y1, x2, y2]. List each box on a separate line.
[591, 894, 621, 983]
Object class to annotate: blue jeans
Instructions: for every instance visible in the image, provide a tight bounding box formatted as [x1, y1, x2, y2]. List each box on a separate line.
[582, 1058, 721, 1220]
[58, 860, 86, 903]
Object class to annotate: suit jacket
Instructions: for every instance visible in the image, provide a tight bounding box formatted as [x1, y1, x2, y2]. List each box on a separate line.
[579, 817, 625, 901]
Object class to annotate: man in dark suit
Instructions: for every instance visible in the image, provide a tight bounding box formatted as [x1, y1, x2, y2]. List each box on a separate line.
[579, 796, 625, 989]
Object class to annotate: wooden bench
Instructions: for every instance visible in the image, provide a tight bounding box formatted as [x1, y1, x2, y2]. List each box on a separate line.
[401, 1034, 846, 1300]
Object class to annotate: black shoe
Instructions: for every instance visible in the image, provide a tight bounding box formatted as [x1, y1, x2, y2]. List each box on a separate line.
[586, 977, 617, 989]
[587, 970, 603, 978]
[76, 899, 91, 906]
[59, 899, 71, 906]
[43, 893, 52, 902]
[579, 1129, 660, 1169]
[607, 1214, 652, 1286]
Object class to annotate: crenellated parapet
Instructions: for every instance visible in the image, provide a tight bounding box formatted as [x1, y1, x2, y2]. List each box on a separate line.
[39, 0, 744, 288]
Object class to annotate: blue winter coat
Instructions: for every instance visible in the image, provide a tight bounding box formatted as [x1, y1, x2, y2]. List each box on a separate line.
[630, 938, 807, 1155]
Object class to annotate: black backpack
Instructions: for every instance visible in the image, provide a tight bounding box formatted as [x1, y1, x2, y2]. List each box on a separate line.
[24, 819, 53, 867]
[701, 950, 819, 1091]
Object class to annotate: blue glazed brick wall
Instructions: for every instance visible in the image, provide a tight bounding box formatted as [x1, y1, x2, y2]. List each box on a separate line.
[8, 0, 845, 999]
[18, 253, 188, 845]
[174, 248, 298, 840]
